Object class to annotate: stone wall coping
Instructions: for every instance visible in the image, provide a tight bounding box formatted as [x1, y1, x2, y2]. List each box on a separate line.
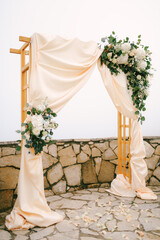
[0, 136, 160, 147]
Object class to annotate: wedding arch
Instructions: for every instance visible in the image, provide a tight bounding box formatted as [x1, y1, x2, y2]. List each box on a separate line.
[10, 34, 131, 183]
[6, 33, 157, 230]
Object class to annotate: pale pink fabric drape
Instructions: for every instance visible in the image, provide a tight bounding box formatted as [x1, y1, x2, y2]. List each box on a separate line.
[97, 60, 157, 200]
[29, 33, 102, 112]
[5, 33, 102, 230]
[5, 143, 64, 230]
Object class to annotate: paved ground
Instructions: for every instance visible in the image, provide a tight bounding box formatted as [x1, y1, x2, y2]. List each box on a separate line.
[0, 186, 160, 240]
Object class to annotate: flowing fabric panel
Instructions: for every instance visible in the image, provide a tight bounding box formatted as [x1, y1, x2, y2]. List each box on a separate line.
[29, 33, 103, 111]
[97, 59, 157, 200]
[5, 143, 64, 230]
[5, 33, 102, 230]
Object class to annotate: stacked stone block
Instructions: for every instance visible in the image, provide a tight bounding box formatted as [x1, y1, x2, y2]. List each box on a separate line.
[0, 137, 160, 211]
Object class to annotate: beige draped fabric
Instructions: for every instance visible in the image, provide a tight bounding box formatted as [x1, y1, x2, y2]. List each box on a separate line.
[5, 33, 102, 230]
[97, 60, 157, 200]
[5, 144, 64, 230]
[29, 33, 102, 112]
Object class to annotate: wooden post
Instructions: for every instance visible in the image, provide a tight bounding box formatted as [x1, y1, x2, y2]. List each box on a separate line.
[123, 116, 126, 177]
[118, 111, 122, 174]
[129, 118, 132, 183]
[10, 36, 31, 144]
[21, 49, 26, 123]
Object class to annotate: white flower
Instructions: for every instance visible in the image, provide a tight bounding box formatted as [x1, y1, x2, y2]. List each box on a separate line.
[37, 104, 45, 112]
[107, 52, 112, 59]
[135, 48, 146, 60]
[137, 75, 141, 80]
[43, 120, 50, 129]
[121, 43, 131, 52]
[140, 80, 144, 85]
[31, 115, 43, 130]
[117, 54, 128, 64]
[32, 127, 40, 136]
[42, 131, 48, 137]
[129, 51, 134, 57]
[137, 60, 147, 70]
[115, 44, 121, 51]
[112, 58, 117, 64]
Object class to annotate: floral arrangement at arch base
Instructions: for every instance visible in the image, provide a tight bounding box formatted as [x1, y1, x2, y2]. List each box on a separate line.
[99, 32, 153, 124]
[16, 98, 58, 155]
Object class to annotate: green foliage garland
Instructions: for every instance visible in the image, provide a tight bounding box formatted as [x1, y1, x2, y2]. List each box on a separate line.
[99, 32, 153, 124]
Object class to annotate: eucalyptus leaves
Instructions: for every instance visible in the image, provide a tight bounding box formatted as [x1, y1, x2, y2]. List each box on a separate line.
[99, 32, 152, 123]
[16, 98, 58, 155]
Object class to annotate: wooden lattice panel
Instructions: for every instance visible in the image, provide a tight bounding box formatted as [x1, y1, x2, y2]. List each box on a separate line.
[10, 36, 31, 124]
[118, 111, 131, 183]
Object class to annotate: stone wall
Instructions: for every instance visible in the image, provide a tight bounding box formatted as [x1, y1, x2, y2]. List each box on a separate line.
[0, 137, 160, 212]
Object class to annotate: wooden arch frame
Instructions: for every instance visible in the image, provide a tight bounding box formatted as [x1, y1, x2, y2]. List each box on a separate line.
[10, 36, 132, 183]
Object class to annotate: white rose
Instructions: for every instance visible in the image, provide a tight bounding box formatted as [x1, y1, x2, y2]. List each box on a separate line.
[37, 104, 45, 112]
[135, 48, 146, 60]
[117, 54, 128, 64]
[121, 43, 131, 52]
[130, 48, 137, 56]
[137, 75, 141, 80]
[31, 115, 43, 130]
[115, 44, 121, 51]
[129, 52, 134, 57]
[137, 60, 147, 70]
[32, 127, 40, 136]
[42, 131, 48, 137]
[107, 52, 112, 59]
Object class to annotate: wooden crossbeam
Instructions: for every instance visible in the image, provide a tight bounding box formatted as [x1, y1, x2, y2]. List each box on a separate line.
[10, 48, 21, 54]
[21, 42, 29, 51]
[10, 48, 29, 55]
[19, 36, 31, 43]
[21, 63, 29, 73]
[121, 124, 129, 128]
